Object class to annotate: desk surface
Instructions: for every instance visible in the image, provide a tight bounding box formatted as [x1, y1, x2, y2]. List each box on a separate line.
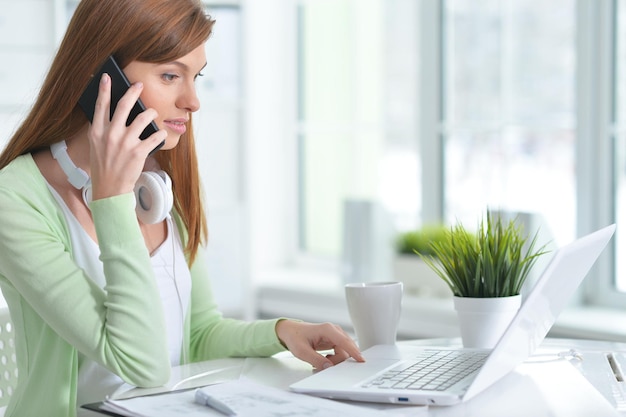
[87, 338, 626, 417]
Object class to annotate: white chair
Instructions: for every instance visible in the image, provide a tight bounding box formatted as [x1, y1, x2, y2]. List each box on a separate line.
[0, 307, 16, 416]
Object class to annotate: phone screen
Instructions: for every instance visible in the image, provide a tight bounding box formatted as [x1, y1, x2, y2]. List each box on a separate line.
[78, 55, 164, 154]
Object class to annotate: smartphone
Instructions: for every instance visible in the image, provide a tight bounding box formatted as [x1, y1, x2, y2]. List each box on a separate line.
[78, 55, 164, 154]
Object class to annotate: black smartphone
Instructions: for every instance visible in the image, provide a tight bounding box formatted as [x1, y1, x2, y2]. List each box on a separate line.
[78, 55, 164, 154]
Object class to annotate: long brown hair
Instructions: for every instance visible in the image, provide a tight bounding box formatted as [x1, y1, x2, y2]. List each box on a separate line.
[0, 0, 214, 264]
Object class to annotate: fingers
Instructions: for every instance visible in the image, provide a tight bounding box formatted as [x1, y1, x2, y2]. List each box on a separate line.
[322, 324, 364, 364]
[112, 82, 166, 156]
[325, 348, 351, 365]
[91, 73, 112, 137]
[335, 325, 365, 363]
[91, 75, 164, 157]
[87, 74, 166, 200]
[276, 321, 365, 371]
[142, 129, 168, 155]
[292, 344, 335, 371]
[109, 82, 148, 138]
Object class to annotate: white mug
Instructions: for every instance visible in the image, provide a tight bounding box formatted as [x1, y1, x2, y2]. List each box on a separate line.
[345, 281, 403, 350]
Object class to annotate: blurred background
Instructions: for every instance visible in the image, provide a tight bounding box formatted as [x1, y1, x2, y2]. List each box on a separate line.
[2, 0, 625, 340]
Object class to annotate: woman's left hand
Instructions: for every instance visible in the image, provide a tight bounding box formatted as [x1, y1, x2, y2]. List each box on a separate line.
[275, 320, 365, 370]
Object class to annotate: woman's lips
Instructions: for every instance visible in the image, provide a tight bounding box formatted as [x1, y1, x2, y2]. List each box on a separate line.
[163, 119, 187, 135]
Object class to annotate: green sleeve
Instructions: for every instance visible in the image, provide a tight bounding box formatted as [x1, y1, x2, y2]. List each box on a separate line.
[0, 172, 170, 387]
[172, 217, 286, 361]
[187, 256, 286, 361]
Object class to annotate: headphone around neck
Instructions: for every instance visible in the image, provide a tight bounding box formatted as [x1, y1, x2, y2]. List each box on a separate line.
[50, 140, 173, 224]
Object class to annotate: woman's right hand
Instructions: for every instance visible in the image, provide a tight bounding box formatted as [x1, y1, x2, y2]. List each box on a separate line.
[275, 320, 365, 370]
[87, 73, 167, 201]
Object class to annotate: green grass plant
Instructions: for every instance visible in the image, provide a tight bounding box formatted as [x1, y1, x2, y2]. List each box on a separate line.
[418, 211, 549, 298]
[395, 224, 449, 257]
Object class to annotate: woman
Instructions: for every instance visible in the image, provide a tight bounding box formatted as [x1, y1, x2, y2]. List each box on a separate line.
[0, 1, 363, 416]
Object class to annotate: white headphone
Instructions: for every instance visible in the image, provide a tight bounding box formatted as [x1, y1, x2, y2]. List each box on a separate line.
[50, 140, 173, 224]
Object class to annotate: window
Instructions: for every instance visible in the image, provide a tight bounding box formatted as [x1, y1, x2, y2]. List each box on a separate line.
[296, 0, 420, 260]
[291, 0, 626, 308]
[294, 1, 577, 257]
[441, 0, 576, 243]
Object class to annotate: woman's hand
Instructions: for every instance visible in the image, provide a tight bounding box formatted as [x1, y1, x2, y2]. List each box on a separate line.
[275, 320, 365, 370]
[88, 73, 167, 201]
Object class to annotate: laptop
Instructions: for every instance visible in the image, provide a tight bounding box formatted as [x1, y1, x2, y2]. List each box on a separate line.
[290, 224, 616, 406]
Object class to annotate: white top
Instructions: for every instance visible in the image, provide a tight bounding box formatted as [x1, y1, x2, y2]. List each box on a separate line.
[45, 184, 191, 415]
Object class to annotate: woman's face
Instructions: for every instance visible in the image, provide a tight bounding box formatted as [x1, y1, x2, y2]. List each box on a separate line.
[123, 44, 207, 150]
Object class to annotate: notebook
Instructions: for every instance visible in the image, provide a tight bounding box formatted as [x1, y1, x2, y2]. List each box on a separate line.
[290, 224, 616, 406]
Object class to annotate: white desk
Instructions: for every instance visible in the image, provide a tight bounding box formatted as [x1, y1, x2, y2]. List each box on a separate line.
[88, 338, 626, 416]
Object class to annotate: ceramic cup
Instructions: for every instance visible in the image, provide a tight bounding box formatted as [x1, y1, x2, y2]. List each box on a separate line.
[345, 281, 403, 351]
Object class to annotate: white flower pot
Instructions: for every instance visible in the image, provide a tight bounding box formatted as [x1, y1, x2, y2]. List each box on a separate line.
[453, 295, 521, 349]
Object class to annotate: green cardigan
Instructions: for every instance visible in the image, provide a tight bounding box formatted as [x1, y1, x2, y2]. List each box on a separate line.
[0, 154, 285, 417]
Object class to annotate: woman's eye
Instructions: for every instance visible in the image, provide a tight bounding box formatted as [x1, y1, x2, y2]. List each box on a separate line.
[162, 73, 179, 82]
[194, 72, 205, 81]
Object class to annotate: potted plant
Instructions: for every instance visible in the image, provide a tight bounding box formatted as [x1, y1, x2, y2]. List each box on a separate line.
[394, 224, 452, 298]
[418, 211, 549, 348]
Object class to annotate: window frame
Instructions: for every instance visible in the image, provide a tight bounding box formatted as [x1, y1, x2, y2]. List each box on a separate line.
[583, 0, 626, 308]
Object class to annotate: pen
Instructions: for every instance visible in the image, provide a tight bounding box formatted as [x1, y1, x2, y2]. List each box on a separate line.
[194, 388, 237, 416]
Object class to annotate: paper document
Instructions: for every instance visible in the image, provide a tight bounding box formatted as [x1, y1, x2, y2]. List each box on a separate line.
[100, 390, 214, 416]
[100, 379, 408, 417]
[109, 358, 243, 400]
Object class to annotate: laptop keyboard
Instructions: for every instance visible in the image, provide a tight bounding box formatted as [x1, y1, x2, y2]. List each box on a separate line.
[362, 350, 489, 391]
